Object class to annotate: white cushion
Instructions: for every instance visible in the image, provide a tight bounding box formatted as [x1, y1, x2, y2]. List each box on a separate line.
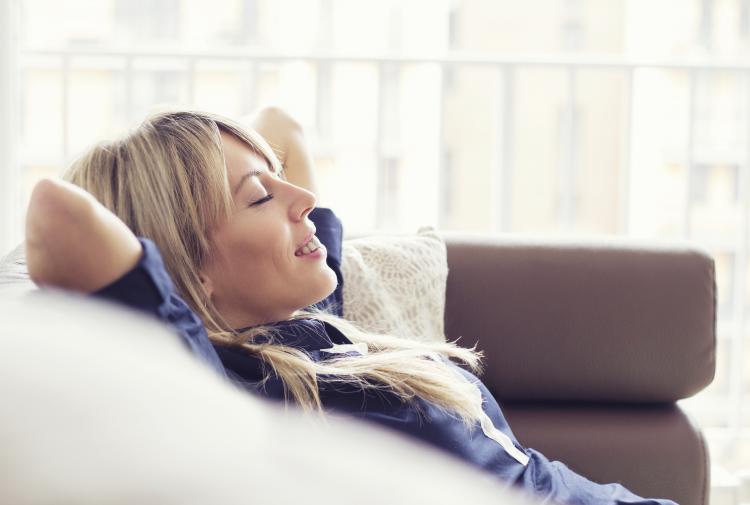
[0, 291, 537, 505]
[341, 227, 448, 343]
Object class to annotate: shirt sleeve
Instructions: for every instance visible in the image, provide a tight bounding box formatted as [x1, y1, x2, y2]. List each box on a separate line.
[92, 238, 227, 378]
[307, 207, 344, 317]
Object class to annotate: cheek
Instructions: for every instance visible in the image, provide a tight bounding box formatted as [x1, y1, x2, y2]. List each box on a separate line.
[225, 224, 292, 279]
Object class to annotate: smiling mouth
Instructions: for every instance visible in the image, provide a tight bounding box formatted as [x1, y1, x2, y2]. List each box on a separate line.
[295, 235, 322, 256]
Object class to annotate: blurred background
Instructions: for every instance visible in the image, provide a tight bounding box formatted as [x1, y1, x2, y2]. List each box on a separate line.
[0, 0, 749, 500]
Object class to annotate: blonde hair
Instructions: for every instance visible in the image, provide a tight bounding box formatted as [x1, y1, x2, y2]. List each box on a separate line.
[64, 110, 486, 426]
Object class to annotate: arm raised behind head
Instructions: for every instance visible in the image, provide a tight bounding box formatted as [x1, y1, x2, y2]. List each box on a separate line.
[244, 106, 320, 198]
[25, 178, 142, 293]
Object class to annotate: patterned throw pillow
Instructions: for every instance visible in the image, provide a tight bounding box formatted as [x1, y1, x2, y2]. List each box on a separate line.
[341, 227, 448, 344]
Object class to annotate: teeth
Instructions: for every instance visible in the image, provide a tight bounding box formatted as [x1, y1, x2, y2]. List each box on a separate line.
[297, 235, 321, 256]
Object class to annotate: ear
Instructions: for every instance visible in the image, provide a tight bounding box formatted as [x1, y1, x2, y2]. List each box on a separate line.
[198, 272, 214, 300]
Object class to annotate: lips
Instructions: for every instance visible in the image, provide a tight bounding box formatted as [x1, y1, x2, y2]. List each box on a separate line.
[295, 235, 323, 256]
[296, 229, 316, 251]
[296, 230, 316, 251]
[294, 227, 323, 256]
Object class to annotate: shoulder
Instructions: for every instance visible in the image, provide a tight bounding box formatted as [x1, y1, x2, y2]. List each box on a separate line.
[309, 207, 342, 231]
[93, 237, 173, 317]
[89, 237, 227, 378]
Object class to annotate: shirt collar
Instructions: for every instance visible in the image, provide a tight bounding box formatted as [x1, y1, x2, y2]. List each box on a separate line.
[235, 318, 351, 353]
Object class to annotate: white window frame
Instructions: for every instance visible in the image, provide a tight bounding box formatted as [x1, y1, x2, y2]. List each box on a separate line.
[0, 0, 20, 257]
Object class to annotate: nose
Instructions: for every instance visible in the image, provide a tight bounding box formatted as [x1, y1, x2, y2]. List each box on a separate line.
[288, 182, 317, 222]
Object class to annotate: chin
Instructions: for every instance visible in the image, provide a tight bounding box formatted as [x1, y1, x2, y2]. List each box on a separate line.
[306, 275, 338, 309]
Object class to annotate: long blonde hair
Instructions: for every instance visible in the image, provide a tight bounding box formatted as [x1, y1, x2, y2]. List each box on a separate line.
[64, 110, 486, 426]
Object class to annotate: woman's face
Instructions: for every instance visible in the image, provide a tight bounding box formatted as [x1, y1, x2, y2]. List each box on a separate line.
[200, 132, 338, 328]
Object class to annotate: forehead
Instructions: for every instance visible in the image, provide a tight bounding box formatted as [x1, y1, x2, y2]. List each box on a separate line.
[220, 131, 271, 184]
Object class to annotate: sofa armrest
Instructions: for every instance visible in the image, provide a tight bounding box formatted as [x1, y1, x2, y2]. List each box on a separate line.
[443, 233, 716, 403]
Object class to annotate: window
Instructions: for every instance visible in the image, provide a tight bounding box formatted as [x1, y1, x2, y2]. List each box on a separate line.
[4, 0, 750, 490]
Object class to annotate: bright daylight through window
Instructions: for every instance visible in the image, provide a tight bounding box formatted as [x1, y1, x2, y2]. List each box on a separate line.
[2, 0, 749, 502]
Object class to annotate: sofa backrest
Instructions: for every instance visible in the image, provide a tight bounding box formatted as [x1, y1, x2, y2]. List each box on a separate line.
[443, 233, 716, 403]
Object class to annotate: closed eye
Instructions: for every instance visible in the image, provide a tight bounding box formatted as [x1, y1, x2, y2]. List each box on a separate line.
[249, 194, 274, 207]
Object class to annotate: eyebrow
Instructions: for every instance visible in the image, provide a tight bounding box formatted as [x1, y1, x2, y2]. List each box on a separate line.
[233, 169, 264, 196]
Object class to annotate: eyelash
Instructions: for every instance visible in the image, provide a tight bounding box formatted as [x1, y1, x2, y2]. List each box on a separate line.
[246, 168, 284, 207]
[249, 194, 274, 207]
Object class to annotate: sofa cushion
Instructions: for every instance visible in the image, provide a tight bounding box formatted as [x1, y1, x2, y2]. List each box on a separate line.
[0, 290, 535, 505]
[443, 234, 716, 403]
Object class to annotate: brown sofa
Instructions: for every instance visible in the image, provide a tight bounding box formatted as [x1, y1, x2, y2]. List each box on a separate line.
[443, 233, 716, 505]
[0, 233, 715, 505]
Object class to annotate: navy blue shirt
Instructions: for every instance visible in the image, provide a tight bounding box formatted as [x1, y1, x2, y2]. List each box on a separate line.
[93, 206, 677, 505]
[94, 238, 227, 378]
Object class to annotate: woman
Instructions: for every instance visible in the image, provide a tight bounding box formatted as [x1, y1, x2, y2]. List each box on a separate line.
[26, 107, 677, 505]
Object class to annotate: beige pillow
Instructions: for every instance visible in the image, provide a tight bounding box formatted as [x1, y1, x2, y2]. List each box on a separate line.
[341, 227, 448, 343]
